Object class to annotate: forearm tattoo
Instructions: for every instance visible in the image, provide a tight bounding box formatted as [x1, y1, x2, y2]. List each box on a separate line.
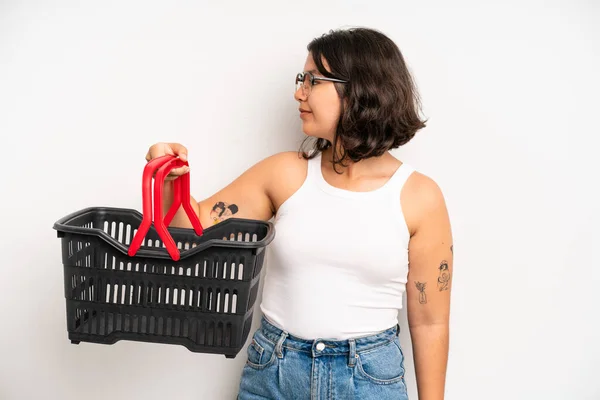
[210, 201, 239, 225]
[415, 281, 427, 304]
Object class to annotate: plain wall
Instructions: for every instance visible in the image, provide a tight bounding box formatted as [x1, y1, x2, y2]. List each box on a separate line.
[1, 1, 599, 399]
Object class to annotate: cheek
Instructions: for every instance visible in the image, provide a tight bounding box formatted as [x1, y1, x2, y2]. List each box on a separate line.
[309, 97, 341, 127]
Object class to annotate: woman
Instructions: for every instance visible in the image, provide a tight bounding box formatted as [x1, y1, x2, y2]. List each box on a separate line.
[146, 27, 452, 400]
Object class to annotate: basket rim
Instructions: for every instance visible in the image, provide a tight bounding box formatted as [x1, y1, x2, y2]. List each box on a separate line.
[53, 206, 275, 260]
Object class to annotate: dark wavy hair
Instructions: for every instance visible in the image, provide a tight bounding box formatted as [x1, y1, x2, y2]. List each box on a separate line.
[300, 27, 427, 173]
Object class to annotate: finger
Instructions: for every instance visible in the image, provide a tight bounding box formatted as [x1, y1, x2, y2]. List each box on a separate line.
[168, 166, 190, 176]
[163, 144, 175, 157]
[152, 166, 189, 180]
[168, 143, 188, 162]
[148, 144, 165, 160]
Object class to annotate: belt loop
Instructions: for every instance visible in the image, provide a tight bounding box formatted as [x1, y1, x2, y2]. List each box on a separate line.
[348, 339, 357, 367]
[275, 330, 288, 359]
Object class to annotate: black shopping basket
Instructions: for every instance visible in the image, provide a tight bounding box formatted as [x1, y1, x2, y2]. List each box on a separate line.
[53, 155, 275, 358]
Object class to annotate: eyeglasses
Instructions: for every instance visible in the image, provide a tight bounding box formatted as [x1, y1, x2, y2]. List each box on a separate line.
[295, 71, 348, 96]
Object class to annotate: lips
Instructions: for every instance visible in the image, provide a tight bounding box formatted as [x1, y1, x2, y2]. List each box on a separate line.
[299, 108, 311, 113]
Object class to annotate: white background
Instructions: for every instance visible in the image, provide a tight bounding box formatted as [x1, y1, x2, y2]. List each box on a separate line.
[1, 1, 599, 399]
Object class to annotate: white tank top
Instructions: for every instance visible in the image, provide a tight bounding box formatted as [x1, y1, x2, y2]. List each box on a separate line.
[260, 151, 415, 340]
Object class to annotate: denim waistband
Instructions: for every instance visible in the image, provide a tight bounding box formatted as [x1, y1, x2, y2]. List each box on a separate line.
[259, 316, 400, 356]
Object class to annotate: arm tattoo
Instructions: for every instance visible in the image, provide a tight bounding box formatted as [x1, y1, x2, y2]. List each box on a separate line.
[210, 201, 239, 225]
[437, 260, 451, 291]
[415, 281, 427, 304]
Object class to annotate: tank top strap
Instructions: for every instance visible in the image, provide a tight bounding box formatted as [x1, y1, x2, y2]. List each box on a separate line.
[388, 162, 415, 189]
[373, 160, 416, 202]
[306, 152, 322, 183]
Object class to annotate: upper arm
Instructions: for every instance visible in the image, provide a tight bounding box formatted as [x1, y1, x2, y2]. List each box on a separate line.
[196, 152, 295, 227]
[403, 172, 453, 327]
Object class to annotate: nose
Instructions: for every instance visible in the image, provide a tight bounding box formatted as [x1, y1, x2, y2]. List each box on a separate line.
[294, 85, 307, 102]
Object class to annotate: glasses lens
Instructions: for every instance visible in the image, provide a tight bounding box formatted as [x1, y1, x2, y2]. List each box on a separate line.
[303, 73, 312, 96]
[296, 73, 312, 96]
[296, 73, 303, 92]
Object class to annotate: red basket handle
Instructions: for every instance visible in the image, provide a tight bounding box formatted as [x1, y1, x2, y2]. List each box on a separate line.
[128, 155, 204, 260]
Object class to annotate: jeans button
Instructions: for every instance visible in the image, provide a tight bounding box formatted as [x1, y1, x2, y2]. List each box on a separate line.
[316, 342, 325, 351]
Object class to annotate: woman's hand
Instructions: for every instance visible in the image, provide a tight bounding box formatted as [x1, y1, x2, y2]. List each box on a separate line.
[145, 142, 190, 181]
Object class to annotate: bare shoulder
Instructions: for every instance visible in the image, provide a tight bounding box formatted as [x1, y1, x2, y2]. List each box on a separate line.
[263, 151, 309, 213]
[261, 150, 306, 169]
[236, 151, 306, 182]
[195, 151, 307, 226]
[401, 170, 449, 236]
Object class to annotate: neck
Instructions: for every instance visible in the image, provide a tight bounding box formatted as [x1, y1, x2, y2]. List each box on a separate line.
[321, 147, 390, 178]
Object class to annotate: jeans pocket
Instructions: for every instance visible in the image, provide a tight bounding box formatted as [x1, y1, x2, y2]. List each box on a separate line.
[245, 330, 277, 370]
[355, 338, 405, 385]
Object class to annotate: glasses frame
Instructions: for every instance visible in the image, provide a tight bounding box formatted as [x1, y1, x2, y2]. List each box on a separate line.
[295, 71, 348, 95]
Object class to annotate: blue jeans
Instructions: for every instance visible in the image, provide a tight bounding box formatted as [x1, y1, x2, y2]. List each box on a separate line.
[238, 316, 409, 399]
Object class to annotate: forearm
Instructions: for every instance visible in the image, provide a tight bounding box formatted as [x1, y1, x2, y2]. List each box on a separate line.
[161, 180, 198, 229]
[409, 323, 449, 400]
